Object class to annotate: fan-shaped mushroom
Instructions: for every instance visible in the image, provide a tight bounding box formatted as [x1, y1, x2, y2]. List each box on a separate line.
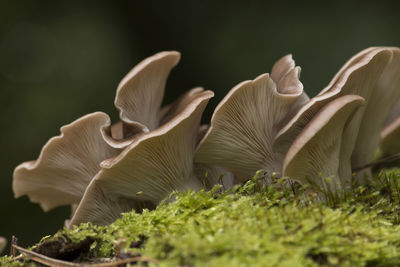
[13, 112, 119, 211]
[13, 51, 233, 216]
[195, 55, 308, 181]
[283, 95, 365, 193]
[69, 90, 214, 226]
[275, 47, 397, 184]
[102, 51, 181, 148]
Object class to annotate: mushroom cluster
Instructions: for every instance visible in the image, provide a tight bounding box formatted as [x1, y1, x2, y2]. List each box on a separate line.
[13, 51, 234, 226]
[13, 47, 400, 226]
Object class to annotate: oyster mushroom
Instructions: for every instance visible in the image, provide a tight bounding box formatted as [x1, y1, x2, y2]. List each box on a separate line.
[13, 112, 119, 211]
[194, 55, 309, 181]
[102, 51, 181, 148]
[352, 47, 400, 169]
[69, 90, 214, 226]
[13, 51, 232, 215]
[275, 47, 397, 184]
[283, 95, 365, 193]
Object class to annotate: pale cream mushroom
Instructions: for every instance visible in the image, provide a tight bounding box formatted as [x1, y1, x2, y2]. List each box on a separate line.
[13, 112, 119, 211]
[195, 55, 309, 181]
[106, 50, 234, 188]
[0, 237, 6, 254]
[352, 47, 400, 170]
[13, 51, 230, 218]
[283, 95, 365, 193]
[69, 90, 214, 226]
[275, 47, 398, 184]
[102, 51, 181, 148]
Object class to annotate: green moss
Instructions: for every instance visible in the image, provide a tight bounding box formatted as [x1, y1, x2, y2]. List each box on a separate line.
[5, 169, 400, 266]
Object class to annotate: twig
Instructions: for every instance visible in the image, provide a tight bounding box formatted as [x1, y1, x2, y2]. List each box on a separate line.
[13, 244, 159, 267]
[352, 152, 400, 172]
[10, 235, 18, 257]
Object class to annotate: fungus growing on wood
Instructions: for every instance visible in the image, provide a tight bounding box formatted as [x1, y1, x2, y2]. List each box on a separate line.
[195, 55, 308, 181]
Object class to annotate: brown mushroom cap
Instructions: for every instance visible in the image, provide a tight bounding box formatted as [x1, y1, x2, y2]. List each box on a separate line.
[195, 54, 308, 181]
[13, 112, 119, 211]
[69, 90, 214, 226]
[283, 95, 365, 192]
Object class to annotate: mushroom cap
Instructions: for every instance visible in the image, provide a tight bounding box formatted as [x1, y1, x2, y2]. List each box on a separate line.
[195, 55, 308, 180]
[13, 112, 119, 211]
[114, 51, 180, 133]
[317, 47, 380, 96]
[352, 47, 400, 169]
[283, 95, 365, 192]
[274, 47, 392, 170]
[69, 89, 214, 226]
[271, 54, 295, 85]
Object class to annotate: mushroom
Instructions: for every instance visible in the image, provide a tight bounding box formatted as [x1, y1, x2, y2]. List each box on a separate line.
[69, 89, 214, 226]
[194, 55, 309, 181]
[13, 112, 120, 211]
[13, 51, 231, 215]
[275, 47, 396, 184]
[102, 51, 181, 149]
[283, 95, 365, 193]
[352, 47, 400, 170]
[0, 237, 6, 254]
[104, 50, 234, 186]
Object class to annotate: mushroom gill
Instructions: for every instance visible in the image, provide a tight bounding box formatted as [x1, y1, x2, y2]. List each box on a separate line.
[275, 47, 400, 185]
[13, 51, 232, 225]
[194, 55, 308, 181]
[283, 95, 365, 193]
[13, 112, 120, 211]
[69, 90, 214, 226]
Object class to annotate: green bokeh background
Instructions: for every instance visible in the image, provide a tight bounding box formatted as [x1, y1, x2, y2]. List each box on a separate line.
[0, 0, 399, 251]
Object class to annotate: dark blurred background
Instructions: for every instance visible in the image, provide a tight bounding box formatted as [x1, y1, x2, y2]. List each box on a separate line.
[0, 0, 399, 252]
